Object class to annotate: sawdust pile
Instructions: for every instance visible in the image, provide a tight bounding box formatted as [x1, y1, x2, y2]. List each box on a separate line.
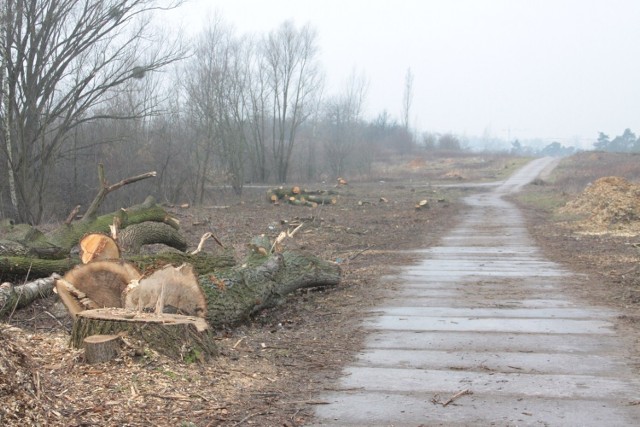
[559, 176, 640, 235]
[0, 327, 47, 425]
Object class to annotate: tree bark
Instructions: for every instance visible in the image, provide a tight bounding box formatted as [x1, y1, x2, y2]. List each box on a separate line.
[0, 198, 184, 279]
[118, 222, 187, 254]
[201, 250, 341, 327]
[46, 196, 179, 253]
[71, 309, 217, 362]
[83, 334, 122, 364]
[0, 275, 58, 317]
[0, 195, 341, 330]
[2, 247, 340, 331]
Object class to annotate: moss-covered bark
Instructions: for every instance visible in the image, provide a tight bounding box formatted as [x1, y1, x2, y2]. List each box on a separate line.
[200, 251, 341, 327]
[118, 222, 187, 253]
[0, 256, 79, 281]
[46, 197, 178, 252]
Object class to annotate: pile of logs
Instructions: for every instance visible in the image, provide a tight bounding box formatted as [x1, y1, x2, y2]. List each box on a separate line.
[0, 166, 341, 363]
[267, 186, 338, 207]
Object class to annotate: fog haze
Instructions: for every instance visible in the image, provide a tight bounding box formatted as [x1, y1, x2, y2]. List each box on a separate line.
[170, 0, 640, 147]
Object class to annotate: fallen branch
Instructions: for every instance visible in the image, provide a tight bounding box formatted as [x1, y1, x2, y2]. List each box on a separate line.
[270, 223, 304, 253]
[83, 164, 157, 221]
[442, 389, 473, 407]
[0, 274, 58, 317]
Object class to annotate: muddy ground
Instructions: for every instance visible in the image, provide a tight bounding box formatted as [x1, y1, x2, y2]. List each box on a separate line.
[3, 153, 640, 426]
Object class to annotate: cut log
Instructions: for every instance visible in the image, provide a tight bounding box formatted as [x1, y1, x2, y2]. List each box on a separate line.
[80, 233, 121, 263]
[415, 199, 429, 210]
[83, 334, 122, 364]
[267, 186, 339, 206]
[0, 197, 181, 279]
[71, 308, 217, 362]
[0, 256, 78, 281]
[122, 264, 207, 317]
[46, 196, 180, 253]
[56, 261, 142, 314]
[306, 195, 337, 205]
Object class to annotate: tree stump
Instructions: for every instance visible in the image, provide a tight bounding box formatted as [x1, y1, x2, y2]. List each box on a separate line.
[71, 308, 217, 362]
[83, 334, 122, 364]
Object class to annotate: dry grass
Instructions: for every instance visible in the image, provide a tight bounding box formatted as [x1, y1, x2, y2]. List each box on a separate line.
[514, 151, 640, 312]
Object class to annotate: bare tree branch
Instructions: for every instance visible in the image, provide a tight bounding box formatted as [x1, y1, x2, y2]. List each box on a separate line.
[0, 0, 185, 223]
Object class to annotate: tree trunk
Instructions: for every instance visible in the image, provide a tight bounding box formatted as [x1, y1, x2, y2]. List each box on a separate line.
[71, 308, 217, 362]
[2, 248, 340, 333]
[0, 257, 78, 281]
[201, 250, 340, 327]
[118, 222, 187, 254]
[46, 196, 179, 252]
[0, 197, 184, 279]
[0, 194, 341, 333]
[0, 275, 57, 317]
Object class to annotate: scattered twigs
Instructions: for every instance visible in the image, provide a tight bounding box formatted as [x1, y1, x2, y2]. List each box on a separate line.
[190, 231, 223, 254]
[232, 412, 265, 427]
[233, 336, 246, 349]
[348, 245, 374, 261]
[271, 223, 304, 253]
[431, 389, 473, 407]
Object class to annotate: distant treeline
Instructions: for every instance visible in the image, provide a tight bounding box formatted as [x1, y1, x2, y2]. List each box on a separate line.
[593, 129, 640, 153]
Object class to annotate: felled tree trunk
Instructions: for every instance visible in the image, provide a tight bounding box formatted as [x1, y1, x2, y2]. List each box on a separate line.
[117, 221, 187, 254]
[2, 247, 340, 362]
[201, 250, 341, 327]
[46, 196, 180, 253]
[0, 275, 57, 317]
[0, 198, 183, 280]
[0, 250, 238, 317]
[0, 167, 179, 279]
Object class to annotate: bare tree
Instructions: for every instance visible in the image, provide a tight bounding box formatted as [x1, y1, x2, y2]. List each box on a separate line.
[245, 37, 271, 182]
[322, 70, 368, 178]
[263, 21, 323, 183]
[184, 16, 251, 198]
[0, 0, 185, 223]
[401, 67, 414, 130]
[183, 16, 227, 203]
[218, 36, 251, 195]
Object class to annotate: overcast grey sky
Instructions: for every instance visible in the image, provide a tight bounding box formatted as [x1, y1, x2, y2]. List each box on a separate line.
[168, 0, 640, 147]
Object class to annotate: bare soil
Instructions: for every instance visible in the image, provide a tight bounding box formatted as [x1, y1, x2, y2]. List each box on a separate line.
[513, 151, 640, 367]
[4, 152, 640, 426]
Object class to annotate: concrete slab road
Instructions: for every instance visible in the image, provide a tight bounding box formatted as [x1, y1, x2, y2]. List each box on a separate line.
[310, 157, 640, 426]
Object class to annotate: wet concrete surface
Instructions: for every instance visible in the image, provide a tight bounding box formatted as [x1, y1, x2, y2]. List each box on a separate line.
[311, 157, 640, 426]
